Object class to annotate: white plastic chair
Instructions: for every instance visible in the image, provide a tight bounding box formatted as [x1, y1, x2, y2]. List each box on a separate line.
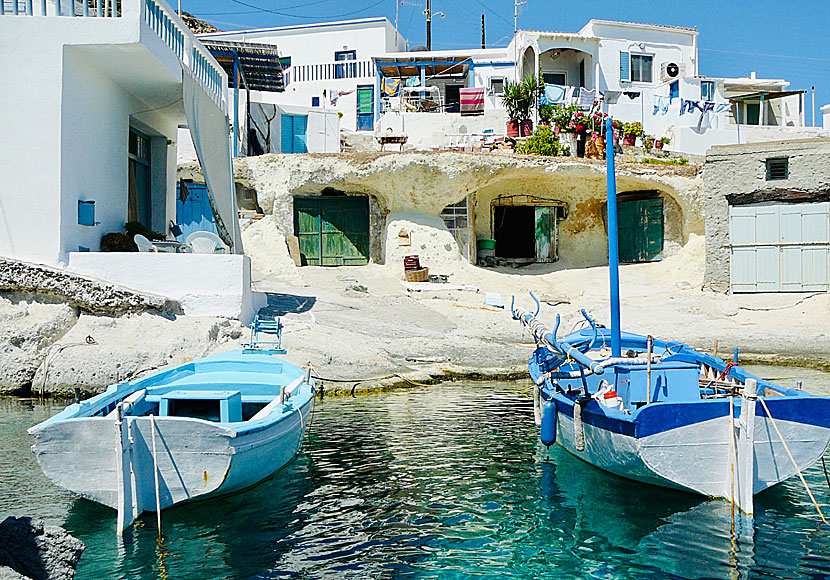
[185, 231, 228, 254]
[133, 234, 158, 253]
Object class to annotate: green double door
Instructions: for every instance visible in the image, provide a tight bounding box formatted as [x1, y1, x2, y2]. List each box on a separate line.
[294, 196, 370, 266]
[617, 197, 664, 263]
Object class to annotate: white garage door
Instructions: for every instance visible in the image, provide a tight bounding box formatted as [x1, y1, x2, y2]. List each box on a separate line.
[730, 202, 829, 292]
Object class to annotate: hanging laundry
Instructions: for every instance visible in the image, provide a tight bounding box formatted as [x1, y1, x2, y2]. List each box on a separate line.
[652, 95, 670, 115]
[330, 89, 355, 106]
[382, 78, 401, 98]
[715, 103, 731, 113]
[459, 87, 485, 116]
[579, 88, 597, 109]
[602, 90, 621, 104]
[405, 76, 421, 87]
[697, 102, 715, 131]
[623, 91, 641, 100]
[543, 84, 568, 105]
[680, 99, 702, 115]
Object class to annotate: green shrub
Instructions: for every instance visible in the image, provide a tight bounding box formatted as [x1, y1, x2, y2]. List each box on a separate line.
[100, 232, 137, 252]
[517, 126, 564, 157]
[125, 221, 165, 241]
[640, 157, 689, 166]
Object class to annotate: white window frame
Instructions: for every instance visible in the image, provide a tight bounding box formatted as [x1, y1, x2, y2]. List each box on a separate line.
[700, 80, 715, 101]
[629, 53, 654, 84]
[488, 76, 506, 95]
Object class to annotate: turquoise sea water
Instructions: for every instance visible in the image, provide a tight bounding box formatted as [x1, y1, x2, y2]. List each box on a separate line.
[2, 370, 830, 579]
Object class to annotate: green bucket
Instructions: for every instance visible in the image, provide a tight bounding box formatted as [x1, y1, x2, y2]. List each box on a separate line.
[477, 238, 496, 250]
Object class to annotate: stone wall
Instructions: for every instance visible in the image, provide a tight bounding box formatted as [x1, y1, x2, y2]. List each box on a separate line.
[703, 139, 830, 292]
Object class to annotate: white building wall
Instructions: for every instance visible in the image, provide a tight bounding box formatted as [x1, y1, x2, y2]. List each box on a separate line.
[199, 19, 403, 132]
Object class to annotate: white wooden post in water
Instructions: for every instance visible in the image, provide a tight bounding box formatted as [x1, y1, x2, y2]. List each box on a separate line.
[114, 403, 137, 534]
[735, 378, 757, 516]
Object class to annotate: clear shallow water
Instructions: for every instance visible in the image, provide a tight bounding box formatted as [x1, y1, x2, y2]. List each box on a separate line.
[1, 376, 830, 580]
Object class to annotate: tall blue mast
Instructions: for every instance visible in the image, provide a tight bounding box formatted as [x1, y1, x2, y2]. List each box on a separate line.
[605, 118, 622, 357]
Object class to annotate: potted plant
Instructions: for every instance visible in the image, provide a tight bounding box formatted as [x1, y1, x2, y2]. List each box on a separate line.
[520, 74, 542, 136]
[656, 136, 670, 150]
[621, 122, 642, 146]
[643, 135, 654, 150]
[538, 103, 554, 127]
[501, 81, 523, 137]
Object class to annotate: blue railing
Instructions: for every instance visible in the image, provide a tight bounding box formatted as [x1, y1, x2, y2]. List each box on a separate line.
[1, 0, 119, 16]
[144, 0, 183, 61]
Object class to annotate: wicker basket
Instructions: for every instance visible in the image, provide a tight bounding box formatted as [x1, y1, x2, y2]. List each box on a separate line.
[404, 267, 429, 282]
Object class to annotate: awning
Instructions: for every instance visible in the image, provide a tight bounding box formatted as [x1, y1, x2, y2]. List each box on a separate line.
[201, 39, 286, 92]
[183, 70, 243, 254]
[729, 90, 805, 103]
[375, 57, 470, 78]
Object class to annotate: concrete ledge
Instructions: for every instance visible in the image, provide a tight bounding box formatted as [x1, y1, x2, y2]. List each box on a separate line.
[0, 257, 180, 315]
[66, 252, 256, 322]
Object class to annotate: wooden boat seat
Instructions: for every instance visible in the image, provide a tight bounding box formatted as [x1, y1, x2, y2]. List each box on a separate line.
[250, 377, 304, 421]
[159, 390, 242, 423]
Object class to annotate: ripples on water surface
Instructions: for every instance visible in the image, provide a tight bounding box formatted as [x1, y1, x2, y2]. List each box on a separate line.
[2, 372, 830, 579]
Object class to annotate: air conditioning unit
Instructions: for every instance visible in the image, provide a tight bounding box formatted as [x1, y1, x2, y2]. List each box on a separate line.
[660, 62, 686, 82]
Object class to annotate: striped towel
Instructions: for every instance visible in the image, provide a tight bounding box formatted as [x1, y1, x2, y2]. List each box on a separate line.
[460, 87, 485, 115]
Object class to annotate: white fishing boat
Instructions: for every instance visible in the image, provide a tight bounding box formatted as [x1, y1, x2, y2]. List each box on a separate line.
[29, 317, 315, 533]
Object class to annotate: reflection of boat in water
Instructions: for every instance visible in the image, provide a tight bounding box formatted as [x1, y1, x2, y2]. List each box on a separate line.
[515, 117, 830, 518]
[30, 318, 315, 533]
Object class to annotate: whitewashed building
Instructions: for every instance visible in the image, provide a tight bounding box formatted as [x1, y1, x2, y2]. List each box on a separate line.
[0, 0, 258, 321]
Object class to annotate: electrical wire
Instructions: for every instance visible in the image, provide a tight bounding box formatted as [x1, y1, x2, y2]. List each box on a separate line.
[700, 47, 830, 64]
[198, 0, 338, 15]
[229, 0, 386, 19]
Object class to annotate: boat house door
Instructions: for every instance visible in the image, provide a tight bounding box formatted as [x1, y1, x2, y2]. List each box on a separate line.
[294, 196, 370, 266]
[618, 197, 664, 263]
[730, 202, 829, 292]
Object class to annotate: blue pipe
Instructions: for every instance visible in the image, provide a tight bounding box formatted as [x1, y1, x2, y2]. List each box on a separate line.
[581, 309, 598, 349]
[516, 312, 604, 375]
[605, 118, 622, 357]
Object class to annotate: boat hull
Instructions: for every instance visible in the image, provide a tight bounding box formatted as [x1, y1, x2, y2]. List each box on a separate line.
[551, 394, 830, 498]
[30, 396, 313, 512]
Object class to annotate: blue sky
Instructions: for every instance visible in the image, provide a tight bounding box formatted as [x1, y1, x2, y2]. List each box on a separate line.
[187, 0, 830, 121]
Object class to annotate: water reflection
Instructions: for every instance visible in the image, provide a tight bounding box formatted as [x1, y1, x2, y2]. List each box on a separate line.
[2, 379, 830, 580]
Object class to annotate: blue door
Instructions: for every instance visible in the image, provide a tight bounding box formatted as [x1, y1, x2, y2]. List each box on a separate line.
[176, 182, 217, 241]
[281, 114, 308, 153]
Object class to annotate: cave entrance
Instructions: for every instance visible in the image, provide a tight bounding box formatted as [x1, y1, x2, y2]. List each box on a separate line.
[491, 196, 567, 265]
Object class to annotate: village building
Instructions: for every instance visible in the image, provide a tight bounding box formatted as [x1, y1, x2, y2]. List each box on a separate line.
[703, 139, 830, 294]
[0, 0, 258, 321]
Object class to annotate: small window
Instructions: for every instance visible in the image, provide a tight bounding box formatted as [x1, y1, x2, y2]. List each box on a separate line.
[488, 77, 505, 95]
[669, 81, 679, 100]
[311, 96, 320, 107]
[542, 72, 566, 86]
[334, 50, 356, 62]
[701, 80, 715, 101]
[766, 158, 789, 180]
[630, 54, 653, 83]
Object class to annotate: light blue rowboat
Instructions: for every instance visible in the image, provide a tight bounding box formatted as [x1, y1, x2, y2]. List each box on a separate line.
[29, 318, 315, 533]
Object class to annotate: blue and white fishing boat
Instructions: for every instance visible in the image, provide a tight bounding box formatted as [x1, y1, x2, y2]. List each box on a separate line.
[512, 119, 830, 518]
[29, 316, 315, 533]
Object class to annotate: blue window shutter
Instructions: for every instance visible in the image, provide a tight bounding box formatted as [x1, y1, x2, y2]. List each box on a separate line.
[620, 51, 630, 82]
[281, 115, 294, 153]
[294, 115, 308, 153]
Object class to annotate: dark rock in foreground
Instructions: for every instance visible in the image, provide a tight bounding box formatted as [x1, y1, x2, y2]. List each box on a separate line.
[0, 517, 84, 580]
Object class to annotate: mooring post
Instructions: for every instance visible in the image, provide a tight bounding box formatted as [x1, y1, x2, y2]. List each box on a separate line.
[114, 403, 135, 534]
[736, 378, 757, 517]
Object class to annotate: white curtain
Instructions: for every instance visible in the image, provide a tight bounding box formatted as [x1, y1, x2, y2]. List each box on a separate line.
[182, 70, 243, 254]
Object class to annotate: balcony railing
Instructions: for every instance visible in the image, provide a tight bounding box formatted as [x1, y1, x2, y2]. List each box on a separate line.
[1, 0, 226, 110]
[286, 60, 375, 85]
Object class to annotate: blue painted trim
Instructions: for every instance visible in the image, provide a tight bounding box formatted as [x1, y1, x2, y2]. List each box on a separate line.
[605, 117, 621, 356]
[233, 49, 239, 157]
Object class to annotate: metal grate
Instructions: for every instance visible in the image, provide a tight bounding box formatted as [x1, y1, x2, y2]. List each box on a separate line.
[766, 157, 789, 181]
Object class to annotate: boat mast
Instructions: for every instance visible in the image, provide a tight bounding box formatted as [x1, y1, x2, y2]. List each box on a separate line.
[605, 118, 622, 357]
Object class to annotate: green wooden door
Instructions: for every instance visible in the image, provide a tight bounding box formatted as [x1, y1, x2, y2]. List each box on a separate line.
[294, 196, 370, 266]
[618, 198, 664, 263]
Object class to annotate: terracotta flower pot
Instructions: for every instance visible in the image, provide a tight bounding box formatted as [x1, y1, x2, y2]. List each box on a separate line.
[623, 134, 636, 146]
[506, 120, 520, 138]
[520, 120, 533, 137]
[655, 140, 664, 149]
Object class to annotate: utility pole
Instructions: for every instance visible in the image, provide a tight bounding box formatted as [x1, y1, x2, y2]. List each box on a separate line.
[481, 14, 485, 48]
[426, 0, 432, 50]
[423, 0, 444, 51]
